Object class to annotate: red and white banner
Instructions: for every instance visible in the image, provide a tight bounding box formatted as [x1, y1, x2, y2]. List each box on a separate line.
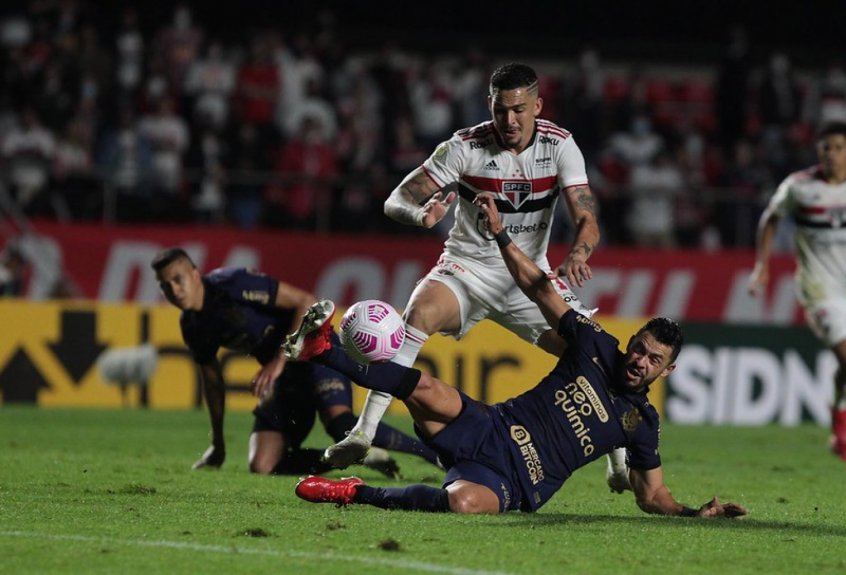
[22, 220, 802, 324]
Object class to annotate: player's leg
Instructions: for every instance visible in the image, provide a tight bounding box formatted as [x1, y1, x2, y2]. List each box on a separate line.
[284, 301, 463, 438]
[325, 277, 462, 466]
[249, 374, 330, 475]
[829, 339, 846, 460]
[297, 403, 513, 513]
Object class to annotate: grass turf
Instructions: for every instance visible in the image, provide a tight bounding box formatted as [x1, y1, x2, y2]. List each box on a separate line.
[1, 406, 845, 575]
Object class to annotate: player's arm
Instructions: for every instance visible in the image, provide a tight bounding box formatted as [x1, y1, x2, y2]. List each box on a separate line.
[475, 193, 570, 329]
[747, 204, 782, 296]
[194, 359, 226, 470]
[251, 281, 317, 399]
[556, 184, 600, 288]
[384, 166, 455, 228]
[629, 466, 748, 518]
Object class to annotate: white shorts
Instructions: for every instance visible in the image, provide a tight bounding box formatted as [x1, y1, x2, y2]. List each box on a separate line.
[416, 253, 593, 344]
[805, 299, 846, 347]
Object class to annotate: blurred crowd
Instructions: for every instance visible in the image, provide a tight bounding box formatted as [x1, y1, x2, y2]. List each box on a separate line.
[0, 1, 844, 250]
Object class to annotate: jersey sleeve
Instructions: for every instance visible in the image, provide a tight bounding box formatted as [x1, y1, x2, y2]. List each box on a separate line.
[210, 267, 279, 308]
[625, 407, 662, 470]
[421, 134, 466, 188]
[556, 136, 589, 189]
[557, 308, 618, 352]
[767, 175, 795, 218]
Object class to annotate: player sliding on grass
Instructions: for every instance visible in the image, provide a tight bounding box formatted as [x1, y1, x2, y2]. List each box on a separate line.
[284, 195, 748, 517]
[325, 62, 632, 494]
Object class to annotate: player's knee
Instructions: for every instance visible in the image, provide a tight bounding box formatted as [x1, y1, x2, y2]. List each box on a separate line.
[248, 454, 277, 475]
[447, 488, 498, 514]
[403, 301, 442, 335]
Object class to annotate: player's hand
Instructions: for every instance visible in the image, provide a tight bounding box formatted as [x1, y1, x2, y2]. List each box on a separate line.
[474, 193, 504, 234]
[420, 191, 456, 228]
[557, 252, 592, 288]
[696, 496, 748, 518]
[251, 357, 285, 399]
[747, 264, 768, 296]
[192, 444, 225, 470]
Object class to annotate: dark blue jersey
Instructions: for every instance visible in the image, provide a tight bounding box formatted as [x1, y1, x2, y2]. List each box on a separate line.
[495, 309, 661, 511]
[179, 268, 297, 365]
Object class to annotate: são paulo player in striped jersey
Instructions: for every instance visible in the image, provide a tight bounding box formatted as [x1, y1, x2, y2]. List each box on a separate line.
[325, 62, 631, 492]
[749, 121, 846, 460]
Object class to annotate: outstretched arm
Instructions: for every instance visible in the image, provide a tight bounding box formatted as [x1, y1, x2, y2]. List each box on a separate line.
[475, 193, 571, 331]
[629, 466, 747, 518]
[194, 360, 226, 469]
[556, 184, 600, 288]
[747, 206, 782, 296]
[384, 166, 455, 228]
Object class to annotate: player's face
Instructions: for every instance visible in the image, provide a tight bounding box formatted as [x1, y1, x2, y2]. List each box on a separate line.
[817, 134, 846, 181]
[489, 86, 542, 152]
[622, 332, 676, 391]
[156, 258, 203, 311]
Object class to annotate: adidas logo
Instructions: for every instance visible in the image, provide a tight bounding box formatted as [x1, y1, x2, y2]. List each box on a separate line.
[484, 160, 499, 170]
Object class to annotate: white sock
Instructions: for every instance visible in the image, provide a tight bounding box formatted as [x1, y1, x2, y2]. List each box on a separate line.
[351, 323, 429, 440]
[607, 447, 628, 474]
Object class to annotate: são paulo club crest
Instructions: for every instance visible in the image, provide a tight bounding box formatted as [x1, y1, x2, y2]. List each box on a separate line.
[502, 181, 532, 209]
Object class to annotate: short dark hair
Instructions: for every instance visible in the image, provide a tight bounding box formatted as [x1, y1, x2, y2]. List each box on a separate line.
[489, 63, 538, 93]
[816, 121, 846, 141]
[637, 317, 684, 363]
[150, 247, 194, 272]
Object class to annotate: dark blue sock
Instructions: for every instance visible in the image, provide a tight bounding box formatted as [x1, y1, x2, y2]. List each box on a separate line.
[372, 422, 440, 466]
[317, 346, 421, 400]
[355, 483, 450, 512]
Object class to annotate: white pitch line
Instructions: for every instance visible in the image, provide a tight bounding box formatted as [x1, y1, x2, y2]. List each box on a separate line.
[0, 530, 516, 575]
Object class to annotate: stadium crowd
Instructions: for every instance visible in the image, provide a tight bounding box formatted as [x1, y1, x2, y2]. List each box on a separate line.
[0, 1, 844, 248]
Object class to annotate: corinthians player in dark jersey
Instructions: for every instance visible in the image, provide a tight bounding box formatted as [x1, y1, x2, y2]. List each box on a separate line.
[151, 247, 439, 476]
[288, 196, 747, 517]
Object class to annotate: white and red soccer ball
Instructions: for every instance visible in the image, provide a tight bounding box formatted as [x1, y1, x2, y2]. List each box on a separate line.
[339, 300, 406, 364]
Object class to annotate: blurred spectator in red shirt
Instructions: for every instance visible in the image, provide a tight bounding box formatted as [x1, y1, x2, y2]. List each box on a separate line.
[264, 115, 337, 230]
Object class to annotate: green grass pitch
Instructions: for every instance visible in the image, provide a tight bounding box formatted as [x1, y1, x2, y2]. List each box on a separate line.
[1, 406, 845, 575]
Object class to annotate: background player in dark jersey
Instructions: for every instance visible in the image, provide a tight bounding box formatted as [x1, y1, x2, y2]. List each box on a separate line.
[286, 198, 747, 517]
[151, 247, 440, 476]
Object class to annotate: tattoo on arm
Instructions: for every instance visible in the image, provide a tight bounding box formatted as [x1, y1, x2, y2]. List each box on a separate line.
[571, 241, 593, 258]
[568, 185, 597, 215]
[403, 171, 439, 205]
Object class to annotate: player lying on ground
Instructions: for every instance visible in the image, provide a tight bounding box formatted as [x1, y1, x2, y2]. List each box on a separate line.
[282, 196, 748, 517]
[151, 247, 441, 478]
[326, 62, 631, 495]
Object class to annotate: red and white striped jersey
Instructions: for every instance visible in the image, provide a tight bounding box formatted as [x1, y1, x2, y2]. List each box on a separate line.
[422, 119, 588, 267]
[768, 165, 846, 304]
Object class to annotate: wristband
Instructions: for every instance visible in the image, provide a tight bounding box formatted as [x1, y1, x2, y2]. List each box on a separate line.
[679, 506, 698, 517]
[494, 230, 512, 248]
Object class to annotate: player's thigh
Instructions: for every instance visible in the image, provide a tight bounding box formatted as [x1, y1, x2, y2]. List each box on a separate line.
[806, 299, 846, 350]
[405, 275, 464, 334]
[252, 373, 318, 446]
[404, 372, 463, 437]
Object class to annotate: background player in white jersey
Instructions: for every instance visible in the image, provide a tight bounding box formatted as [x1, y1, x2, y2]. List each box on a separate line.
[326, 62, 628, 488]
[748, 121, 846, 460]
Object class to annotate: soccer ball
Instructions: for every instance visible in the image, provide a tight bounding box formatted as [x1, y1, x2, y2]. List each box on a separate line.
[339, 300, 406, 364]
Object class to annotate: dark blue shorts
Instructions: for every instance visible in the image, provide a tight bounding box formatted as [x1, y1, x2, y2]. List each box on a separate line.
[424, 391, 522, 512]
[252, 361, 352, 446]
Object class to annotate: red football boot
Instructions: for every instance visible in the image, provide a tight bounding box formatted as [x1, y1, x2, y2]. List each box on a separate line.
[295, 476, 364, 506]
[283, 300, 335, 361]
[830, 408, 846, 461]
